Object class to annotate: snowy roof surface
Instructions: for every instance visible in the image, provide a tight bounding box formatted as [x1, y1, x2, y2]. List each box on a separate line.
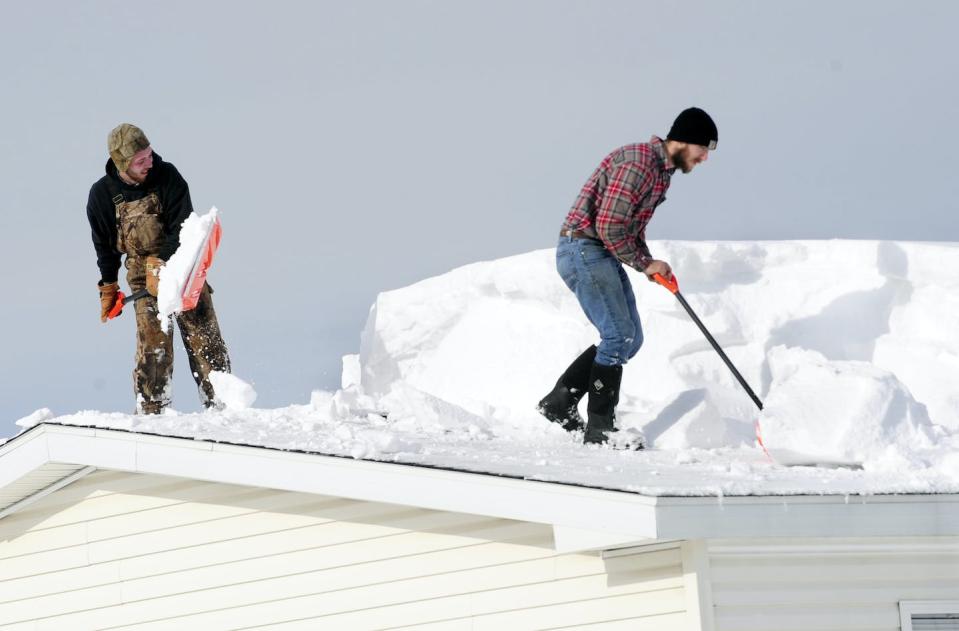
[11, 240, 959, 498]
[11, 411, 954, 498]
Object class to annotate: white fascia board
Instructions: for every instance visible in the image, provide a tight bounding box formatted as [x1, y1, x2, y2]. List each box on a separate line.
[653, 494, 959, 539]
[29, 425, 661, 537]
[165, 438, 660, 536]
[708, 537, 959, 557]
[46, 426, 138, 470]
[0, 429, 50, 488]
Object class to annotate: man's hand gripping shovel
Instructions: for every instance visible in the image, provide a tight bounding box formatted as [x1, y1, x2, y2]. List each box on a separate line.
[106, 288, 150, 320]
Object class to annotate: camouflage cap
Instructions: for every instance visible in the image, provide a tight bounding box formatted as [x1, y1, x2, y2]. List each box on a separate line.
[108, 123, 150, 174]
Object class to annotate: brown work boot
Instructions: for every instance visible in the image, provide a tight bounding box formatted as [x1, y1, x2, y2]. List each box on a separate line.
[138, 400, 165, 415]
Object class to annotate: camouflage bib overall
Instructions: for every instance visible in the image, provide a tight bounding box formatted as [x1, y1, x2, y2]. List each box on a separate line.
[111, 185, 230, 413]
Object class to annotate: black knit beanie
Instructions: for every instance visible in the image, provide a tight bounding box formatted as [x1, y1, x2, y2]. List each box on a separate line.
[667, 107, 718, 150]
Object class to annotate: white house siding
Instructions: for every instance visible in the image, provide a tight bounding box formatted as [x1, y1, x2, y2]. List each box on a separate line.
[708, 537, 959, 631]
[0, 470, 687, 630]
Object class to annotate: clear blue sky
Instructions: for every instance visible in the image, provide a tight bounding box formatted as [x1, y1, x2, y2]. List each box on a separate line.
[1, 0, 956, 436]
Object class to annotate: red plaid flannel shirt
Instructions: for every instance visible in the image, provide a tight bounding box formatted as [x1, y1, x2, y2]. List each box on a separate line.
[562, 136, 675, 270]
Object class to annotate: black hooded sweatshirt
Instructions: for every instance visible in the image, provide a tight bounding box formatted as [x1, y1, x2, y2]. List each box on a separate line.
[86, 153, 193, 283]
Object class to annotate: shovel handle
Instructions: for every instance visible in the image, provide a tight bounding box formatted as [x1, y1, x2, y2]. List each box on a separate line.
[106, 289, 151, 320]
[652, 272, 679, 294]
[654, 270, 765, 411]
[124, 289, 150, 305]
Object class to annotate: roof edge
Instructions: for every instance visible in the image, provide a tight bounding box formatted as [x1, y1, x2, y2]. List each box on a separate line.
[3, 424, 959, 540]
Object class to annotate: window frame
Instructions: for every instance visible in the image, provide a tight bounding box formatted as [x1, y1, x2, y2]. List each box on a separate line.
[900, 601, 959, 631]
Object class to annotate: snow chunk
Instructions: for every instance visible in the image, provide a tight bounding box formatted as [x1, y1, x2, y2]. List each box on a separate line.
[759, 346, 935, 466]
[209, 371, 257, 409]
[378, 383, 493, 441]
[15, 408, 54, 430]
[341, 354, 361, 389]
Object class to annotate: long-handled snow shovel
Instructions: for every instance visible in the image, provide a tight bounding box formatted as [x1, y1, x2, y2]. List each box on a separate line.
[652, 273, 764, 411]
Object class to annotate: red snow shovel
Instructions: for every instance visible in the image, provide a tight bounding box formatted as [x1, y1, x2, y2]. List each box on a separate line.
[652, 273, 764, 411]
[181, 213, 222, 311]
[106, 213, 223, 320]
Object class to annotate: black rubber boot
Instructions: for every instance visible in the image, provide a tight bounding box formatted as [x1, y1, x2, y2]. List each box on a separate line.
[537, 345, 597, 431]
[583, 362, 623, 445]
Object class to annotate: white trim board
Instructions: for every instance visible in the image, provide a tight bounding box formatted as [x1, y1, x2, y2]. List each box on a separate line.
[2, 424, 959, 543]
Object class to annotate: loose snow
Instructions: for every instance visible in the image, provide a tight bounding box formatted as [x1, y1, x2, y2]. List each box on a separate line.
[14, 408, 53, 429]
[11, 240, 959, 497]
[156, 207, 219, 332]
[209, 371, 258, 410]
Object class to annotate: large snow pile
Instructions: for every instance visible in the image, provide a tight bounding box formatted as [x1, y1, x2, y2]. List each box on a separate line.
[12, 240, 959, 496]
[357, 241, 956, 447]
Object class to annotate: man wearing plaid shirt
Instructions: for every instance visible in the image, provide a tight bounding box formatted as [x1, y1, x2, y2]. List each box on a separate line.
[538, 107, 718, 448]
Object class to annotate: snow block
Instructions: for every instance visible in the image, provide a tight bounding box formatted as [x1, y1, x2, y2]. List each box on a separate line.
[759, 346, 935, 466]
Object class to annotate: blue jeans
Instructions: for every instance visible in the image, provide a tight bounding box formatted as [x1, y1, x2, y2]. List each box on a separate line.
[556, 236, 643, 366]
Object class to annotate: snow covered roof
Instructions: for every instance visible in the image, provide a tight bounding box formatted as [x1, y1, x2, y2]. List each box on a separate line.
[7, 240, 959, 528]
[3, 423, 959, 551]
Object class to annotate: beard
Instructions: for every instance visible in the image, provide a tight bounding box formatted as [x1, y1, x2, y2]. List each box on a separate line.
[125, 168, 149, 184]
[674, 147, 695, 174]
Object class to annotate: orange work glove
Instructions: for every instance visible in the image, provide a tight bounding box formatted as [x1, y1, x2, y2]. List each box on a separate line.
[98, 281, 119, 323]
[145, 256, 164, 297]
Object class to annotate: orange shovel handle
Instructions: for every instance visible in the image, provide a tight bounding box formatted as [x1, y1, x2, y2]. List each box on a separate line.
[106, 289, 150, 320]
[652, 272, 679, 294]
[107, 291, 126, 320]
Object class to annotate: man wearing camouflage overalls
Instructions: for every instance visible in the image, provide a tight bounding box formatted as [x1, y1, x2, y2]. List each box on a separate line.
[87, 123, 230, 414]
